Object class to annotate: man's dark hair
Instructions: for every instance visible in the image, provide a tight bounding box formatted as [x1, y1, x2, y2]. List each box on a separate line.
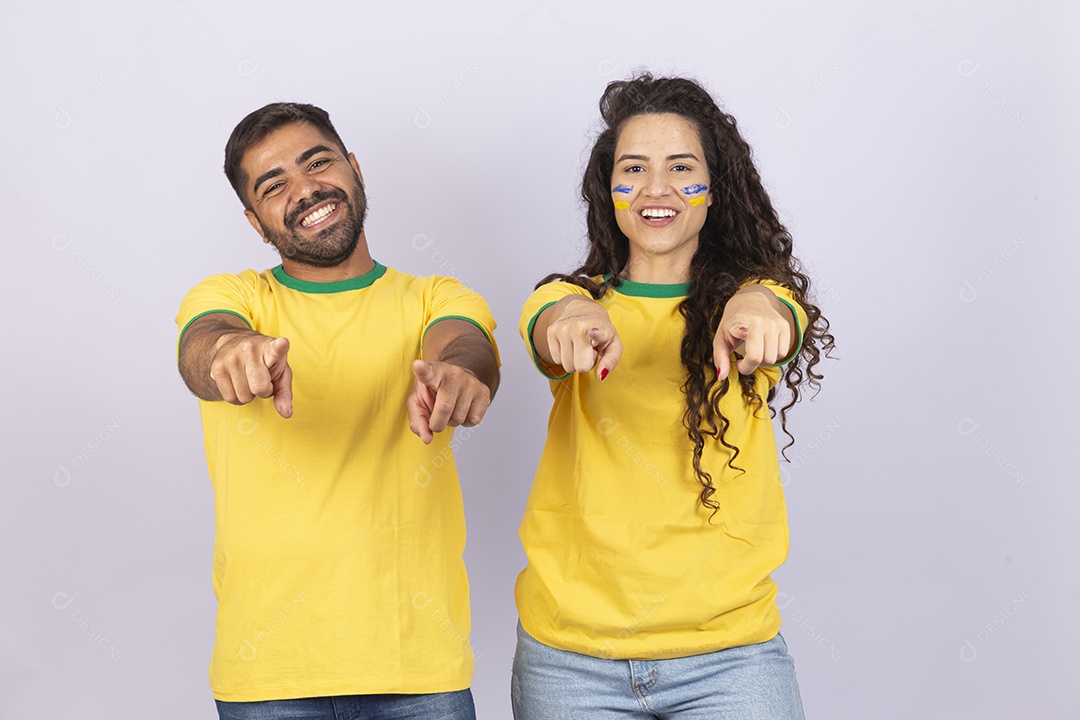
[224, 102, 349, 209]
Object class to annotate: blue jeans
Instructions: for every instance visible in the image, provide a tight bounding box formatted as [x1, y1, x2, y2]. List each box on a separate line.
[215, 690, 475, 720]
[511, 622, 804, 719]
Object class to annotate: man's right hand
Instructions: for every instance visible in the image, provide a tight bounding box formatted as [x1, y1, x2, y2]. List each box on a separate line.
[209, 334, 294, 418]
[537, 295, 623, 380]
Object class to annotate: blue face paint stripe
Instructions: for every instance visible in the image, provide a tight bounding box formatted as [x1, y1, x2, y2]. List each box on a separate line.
[682, 183, 708, 195]
[612, 184, 633, 194]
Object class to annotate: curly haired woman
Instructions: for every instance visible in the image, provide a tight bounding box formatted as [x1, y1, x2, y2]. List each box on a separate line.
[512, 74, 835, 719]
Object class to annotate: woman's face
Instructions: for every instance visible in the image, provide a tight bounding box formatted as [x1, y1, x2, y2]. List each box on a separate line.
[610, 113, 713, 279]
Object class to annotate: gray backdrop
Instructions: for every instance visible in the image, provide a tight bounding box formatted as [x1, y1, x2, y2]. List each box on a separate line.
[4, 1, 1077, 718]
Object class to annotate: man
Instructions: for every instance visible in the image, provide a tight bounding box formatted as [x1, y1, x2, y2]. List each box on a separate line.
[176, 102, 499, 720]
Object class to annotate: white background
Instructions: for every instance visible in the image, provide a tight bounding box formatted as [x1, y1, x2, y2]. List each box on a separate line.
[3, 1, 1078, 718]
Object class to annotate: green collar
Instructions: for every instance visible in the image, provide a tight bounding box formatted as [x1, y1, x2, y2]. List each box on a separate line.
[607, 275, 691, 298]
[271, 262, 387, 294]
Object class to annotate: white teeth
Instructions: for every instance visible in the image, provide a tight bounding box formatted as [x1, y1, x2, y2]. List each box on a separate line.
[300, 203, 336, 227]
[641, 208, 677, 219]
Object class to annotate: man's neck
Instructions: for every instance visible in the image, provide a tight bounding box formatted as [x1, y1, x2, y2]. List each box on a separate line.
[279, 236, 376, 283]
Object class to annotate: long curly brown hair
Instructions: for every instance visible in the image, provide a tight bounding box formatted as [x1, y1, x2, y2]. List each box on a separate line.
[540, 73, 835, 516]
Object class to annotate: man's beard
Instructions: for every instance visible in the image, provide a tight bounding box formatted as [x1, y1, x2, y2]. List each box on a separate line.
[263, 183, 368, 268]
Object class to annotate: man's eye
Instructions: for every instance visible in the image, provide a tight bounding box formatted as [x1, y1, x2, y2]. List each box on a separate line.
[310, 159, 327, 170]
[265, 182, 283, 196]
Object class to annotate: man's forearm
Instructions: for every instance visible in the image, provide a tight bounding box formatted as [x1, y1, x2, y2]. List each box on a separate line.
[438, 333, 500, 399]
[178, 315, 260, 400]
[423, 319, 500, 399]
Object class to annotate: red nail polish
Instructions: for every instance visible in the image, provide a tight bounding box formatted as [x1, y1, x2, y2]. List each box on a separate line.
[600, 368, 609, 381]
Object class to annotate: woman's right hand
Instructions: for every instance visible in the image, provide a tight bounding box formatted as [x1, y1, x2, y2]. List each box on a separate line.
[534, 296, 623, 380]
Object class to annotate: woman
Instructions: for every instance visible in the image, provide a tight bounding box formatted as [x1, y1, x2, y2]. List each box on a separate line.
[512, 74, 834, 719]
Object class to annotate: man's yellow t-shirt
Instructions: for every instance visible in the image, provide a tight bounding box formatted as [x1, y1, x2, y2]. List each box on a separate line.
[517, 277, 806, 660]
[176, 262, 497, 701]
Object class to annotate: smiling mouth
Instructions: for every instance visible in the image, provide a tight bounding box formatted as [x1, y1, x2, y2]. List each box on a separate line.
[640, 208, 677, 219]
[299, 203, 337, 228]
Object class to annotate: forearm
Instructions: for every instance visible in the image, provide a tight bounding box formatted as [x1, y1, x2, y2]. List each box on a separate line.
[178, 315, 261, 400]
[531, 295, 598, 367]
[423, 319, 500, 398]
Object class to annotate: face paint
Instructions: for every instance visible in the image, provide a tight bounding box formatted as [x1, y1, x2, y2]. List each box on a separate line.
[612, 184, 634, 194]
[614, 201, 630, 210]
[682, 183, 708, 195]
[688, 196, 706, 206]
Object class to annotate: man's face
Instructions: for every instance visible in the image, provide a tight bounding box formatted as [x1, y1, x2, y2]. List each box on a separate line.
[240, 122, 367, 268]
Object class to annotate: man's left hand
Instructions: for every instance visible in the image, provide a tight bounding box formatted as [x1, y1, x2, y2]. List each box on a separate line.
[407, 359, 492, 444]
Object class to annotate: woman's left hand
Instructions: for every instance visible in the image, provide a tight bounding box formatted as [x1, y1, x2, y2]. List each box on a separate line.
[713, 285, 795, 377]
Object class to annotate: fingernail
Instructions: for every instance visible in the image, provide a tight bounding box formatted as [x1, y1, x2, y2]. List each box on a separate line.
[600, 368, 609, 381]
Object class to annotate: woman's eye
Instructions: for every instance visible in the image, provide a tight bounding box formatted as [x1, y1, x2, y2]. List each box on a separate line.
[673, 164, 691, 172]
[624, 165, 644, 173]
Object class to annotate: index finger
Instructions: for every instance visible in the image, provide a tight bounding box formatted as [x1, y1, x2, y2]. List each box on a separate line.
[407, 384, 435, 444]
[713, 332, 734, 380]
[427, 377, 461, 434]
[594, 329, 623, 380]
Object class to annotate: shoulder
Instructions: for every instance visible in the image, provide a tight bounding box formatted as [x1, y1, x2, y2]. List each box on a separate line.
[188, 268, 265, 291]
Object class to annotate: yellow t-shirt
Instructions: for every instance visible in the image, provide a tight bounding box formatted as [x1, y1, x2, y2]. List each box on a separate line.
[176, 263, 498, 701]
[516, 277, 806, 660]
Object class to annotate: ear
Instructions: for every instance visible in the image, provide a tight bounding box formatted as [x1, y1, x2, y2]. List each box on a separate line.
[244, 209, 270, 244]
[348, 152, 365, 187]
[707, 181, 714, 208]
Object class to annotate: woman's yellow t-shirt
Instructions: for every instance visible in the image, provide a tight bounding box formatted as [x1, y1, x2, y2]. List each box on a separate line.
[517, 277, 806, 660]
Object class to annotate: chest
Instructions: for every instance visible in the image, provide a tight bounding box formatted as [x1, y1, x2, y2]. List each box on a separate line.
[250, 288, 424, 405]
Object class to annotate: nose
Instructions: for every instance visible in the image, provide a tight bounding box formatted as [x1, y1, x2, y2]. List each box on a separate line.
[641, 171, 671, 198]
[291, 173, 321, 204]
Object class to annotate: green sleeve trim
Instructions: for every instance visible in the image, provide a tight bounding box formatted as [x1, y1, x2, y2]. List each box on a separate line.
[771, 297, 804, 367]
[526, 301, 571, 381]
[176, 310, 252, 360]
[423, 315, 496, 351]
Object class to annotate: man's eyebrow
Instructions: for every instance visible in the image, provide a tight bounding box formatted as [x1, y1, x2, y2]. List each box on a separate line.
[252, 168, 284, 196]
[251, 145, 338, 197]
[297, 145, 336, 165]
